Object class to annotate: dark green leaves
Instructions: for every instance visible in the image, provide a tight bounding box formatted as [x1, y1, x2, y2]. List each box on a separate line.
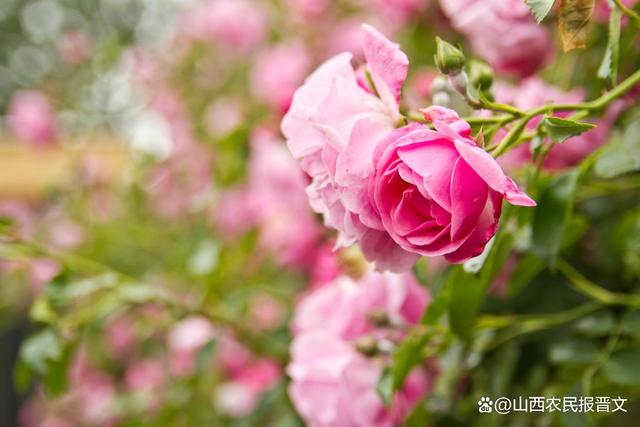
[525, 0, 557, 23]
[449, 232, 514, 339]
[595, 120, 640, 178]
[542, 117, 596, 143]
[604, 349, 640, 385]
[531, 171, 580, 267]
[376, 367, 394, 406]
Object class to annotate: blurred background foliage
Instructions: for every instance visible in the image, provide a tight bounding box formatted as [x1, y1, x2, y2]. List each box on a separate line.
[0, 0, 639, 426]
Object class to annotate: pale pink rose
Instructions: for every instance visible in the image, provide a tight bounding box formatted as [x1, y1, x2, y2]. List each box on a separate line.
[147, 143, 213, 218]
[215, 382, 261, 417]
[368, 107, 535, 263]
[7, 91, 57, 146]
[216, 359, 281, 416]
[494, 78, 622, 170]
[286, 0, 330, 21]
[309, 243, 341, 289]
[439, 0, 552, 77]
[168, 316, 215, 376]
[57, 31, 92, 64]
[234, 359, 281, 392]
[292, 271, 428, 339]
[251, 42, 311, 113]
[248, 128, 322, 267]
[28, 258, 60, 295]
[288, 271, 433, 426]
[105, 315, 138, 357]
[204, 97, 244, 138]
[282, 24, 411, 271]
[364, 0, 428, 24]
[46, 218, 84, 250]
[180, 0, 268, 53]
[217, 334, 253, 377]
[125, 359, 166, 392]
[248, 293, 285, 331]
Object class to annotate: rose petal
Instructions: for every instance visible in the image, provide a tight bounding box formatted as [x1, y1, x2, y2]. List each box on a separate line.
[450, 157, 489, 241]
[504, 176, 536, 206]
[453, 139, 506, 193]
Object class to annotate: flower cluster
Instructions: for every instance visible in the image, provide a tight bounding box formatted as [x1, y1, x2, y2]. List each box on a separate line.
[282, 25, 535, 272]
[288, 270, 435, 426]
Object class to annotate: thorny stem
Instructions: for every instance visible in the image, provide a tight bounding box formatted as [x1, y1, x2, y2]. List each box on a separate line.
[407, 69, 640, 158]
[613, 0, 640, 27]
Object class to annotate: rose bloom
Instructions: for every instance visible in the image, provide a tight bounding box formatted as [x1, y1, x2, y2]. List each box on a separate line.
[7, 90, 57, 146]
[282, 25, 534, 271]
[288, 271, 434, 427]
[57, 31, 92, 64]
[250, 42, 311, 114]
[168, 316, 215, 376]
[180, 0, 268, 53]
[439, 0, 552, 77]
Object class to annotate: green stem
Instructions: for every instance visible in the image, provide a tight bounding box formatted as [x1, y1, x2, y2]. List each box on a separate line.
[582, 324, 621, 396]
[557, 258, 640, 307]
[612, 0, 640, 27]
[478, 302, 602, 350]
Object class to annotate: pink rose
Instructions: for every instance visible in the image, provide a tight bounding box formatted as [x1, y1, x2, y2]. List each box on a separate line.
[439, 0, 552, 77]
[292, 271, 428, 338]
[282, 24, 412, 271]
[168, 316, 216, 376]
[57, 31, 92, 64]
[180, 0, 268, 53]
[364, 0, 428, 24]
[288, 271, 434, 426]
[368, 107, 535, 263]
[250, 42, 311, 114]
[282, 25, 535, 270]
[7, 90, 57, 146]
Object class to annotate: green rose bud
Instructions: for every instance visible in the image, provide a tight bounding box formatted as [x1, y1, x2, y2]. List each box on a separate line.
[469, 60, 494, 90]
[434, 37, 466, 76]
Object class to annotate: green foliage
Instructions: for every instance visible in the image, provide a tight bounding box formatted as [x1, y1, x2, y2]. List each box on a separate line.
[542, 116, 597, 143]
[595, 119, 640, 178]
[525, 0, 557, 23]
[531, 171, 580, 267]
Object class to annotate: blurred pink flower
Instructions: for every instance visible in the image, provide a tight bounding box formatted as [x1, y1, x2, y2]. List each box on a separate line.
[595, 0, 637, 22]
[494, 78, 622, 170]
[439, 0, 552, 77]
[47, 217, 84, 250]
[364, 0, 428, 24]
[168, 316, 215, 376]
[105, 315, 138, 357]
[57, 31, 92, 64]
[181, 0, 268, 53]
[251, 42, 311, 114]
[286, 0, 330, 21]
[125, 359, 166, 392]
[28, 258, 60, 295]
[248, 293, 285, 331]
[7, 91, 57, 146]
[204, 97, 244, 138]
[288, 271, 433, 427]
[292, 271, 428, 338]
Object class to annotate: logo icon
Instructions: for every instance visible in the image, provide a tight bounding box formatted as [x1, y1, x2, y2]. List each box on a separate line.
[478, 397, 493, 413]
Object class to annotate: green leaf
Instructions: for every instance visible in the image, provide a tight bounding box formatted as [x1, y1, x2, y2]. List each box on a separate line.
[548, 338, 598, 364]
[595, 120, 640, 178]
[542, 117, 596, 143]
[597, 7, 622, 84]
[376, 367, 393, 406]
[390, 331, 430, 391]
[604, 349, 640, 385]
[574, 311, 616, 336]
[405, 401, 431, 427]
[531, 170, 580, 267]
[620, 310, 640, 334]
[449, 231, 514, 339]
[525, 0, 557, 22]
[19, 329, 63, 375]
